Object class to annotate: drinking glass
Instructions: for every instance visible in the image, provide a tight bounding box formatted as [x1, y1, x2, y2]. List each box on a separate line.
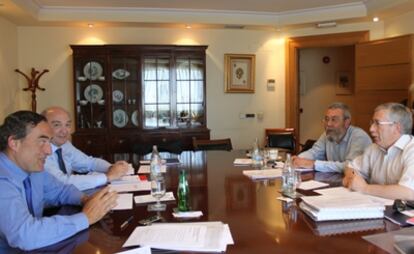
[148, 176, 167, 211]
[283, 170, 302, 198]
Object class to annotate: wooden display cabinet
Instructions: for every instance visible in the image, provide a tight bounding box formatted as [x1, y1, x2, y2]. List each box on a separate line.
[71, 45, 210, 160]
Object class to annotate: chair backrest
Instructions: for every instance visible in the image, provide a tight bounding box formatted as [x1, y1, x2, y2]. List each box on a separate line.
[192, 137, 233, 151]
[299, 139, 316, 154]
[265, 128, 296, 153]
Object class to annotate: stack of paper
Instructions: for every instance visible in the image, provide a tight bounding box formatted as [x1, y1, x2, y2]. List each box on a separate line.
[134, 192, 175, 204]
[243, 169, 282, 180]
[109, 181, 151, 193]
[111, 175, 141, 184]
[233, 158, 252, 165]
[123, 221, 233, 252]
[300, 193, 385, 221]
[138, 165, 167, 174]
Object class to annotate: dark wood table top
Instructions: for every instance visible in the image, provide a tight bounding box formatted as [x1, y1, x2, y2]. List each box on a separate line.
[36, 150, 400, 254]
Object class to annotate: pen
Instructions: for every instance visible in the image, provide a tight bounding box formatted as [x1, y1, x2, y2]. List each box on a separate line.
[120, 216, 134, 230]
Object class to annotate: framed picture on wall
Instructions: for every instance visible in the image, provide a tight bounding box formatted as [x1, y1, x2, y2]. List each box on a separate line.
[335, 71, 353, 95]
[224, 54, 255, 93]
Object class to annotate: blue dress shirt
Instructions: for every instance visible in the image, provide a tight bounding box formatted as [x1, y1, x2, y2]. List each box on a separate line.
[298, 125, 372, 172]
[44, 141, 111, 191]
[0, 153, 89, 251]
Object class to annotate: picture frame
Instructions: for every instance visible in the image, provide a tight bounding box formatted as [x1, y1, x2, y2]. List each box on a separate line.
[224, 54, 255, 93]
[335, 71, 353, 95]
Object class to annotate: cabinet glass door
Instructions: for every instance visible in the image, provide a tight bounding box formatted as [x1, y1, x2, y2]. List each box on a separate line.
[176, 58, 205, 127]
[143, 57, 171, 128]
[111, 57, 139, 129]
[74, 58, 107, 129]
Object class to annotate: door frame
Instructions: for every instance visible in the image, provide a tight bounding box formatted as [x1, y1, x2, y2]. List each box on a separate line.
[285, 31, 369, 143]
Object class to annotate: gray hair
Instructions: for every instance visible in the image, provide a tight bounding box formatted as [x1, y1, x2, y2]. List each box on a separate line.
[375, 102, 413, 134]
[327, 102, 351, 120]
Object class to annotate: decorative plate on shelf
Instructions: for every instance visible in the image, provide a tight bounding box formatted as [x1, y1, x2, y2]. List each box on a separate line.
[83, 61, 103, 80]
[131, 110, 139, 127]
[112, 90, 124, 103]
[83, 84, 103, 103]
[113, 109, 128, 128]
[112, 69, 131, 80]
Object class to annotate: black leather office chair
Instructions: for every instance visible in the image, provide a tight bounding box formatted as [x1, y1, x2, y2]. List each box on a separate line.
[265, 128, 296, 154]
[192, 137, 233, 151]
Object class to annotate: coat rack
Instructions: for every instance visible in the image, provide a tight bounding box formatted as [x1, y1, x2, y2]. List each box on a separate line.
[15, 68, 49, 112]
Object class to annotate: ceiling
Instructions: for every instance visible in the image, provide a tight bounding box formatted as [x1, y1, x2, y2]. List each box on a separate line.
[1, 0, 414, 30]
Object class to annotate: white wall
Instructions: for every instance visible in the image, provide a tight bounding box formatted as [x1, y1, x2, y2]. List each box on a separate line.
[0, 16, 19, 120]
[15, 21, 383, 149]
[384, 10, 414, 37]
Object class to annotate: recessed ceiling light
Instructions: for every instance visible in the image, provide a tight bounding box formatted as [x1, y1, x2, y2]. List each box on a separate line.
[373, 17, 379, 22]
[185, 24, 192, 29]
[88, 23, 94, 28]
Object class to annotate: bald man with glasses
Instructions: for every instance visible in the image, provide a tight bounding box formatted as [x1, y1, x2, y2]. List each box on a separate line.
[343, 102, 414, 200]
[293, 102, 372, 172]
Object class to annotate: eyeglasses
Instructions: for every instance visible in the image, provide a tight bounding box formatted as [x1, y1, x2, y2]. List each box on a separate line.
[369, 120, 395, 127]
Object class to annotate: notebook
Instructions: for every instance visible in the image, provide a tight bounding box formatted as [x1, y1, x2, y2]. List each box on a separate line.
[300, 193, 385, 221]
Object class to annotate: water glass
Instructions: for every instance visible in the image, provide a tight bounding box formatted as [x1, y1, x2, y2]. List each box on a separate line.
[283, 171, 302, 198]
[148, 176, 167, 211]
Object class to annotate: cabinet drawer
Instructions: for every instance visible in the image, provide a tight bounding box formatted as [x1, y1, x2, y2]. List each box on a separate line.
[72, 135, 107, 156]
[110, 135, 140, 153]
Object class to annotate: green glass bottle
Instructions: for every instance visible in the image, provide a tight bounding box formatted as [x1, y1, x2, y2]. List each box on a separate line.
[177, 170, 190, 212]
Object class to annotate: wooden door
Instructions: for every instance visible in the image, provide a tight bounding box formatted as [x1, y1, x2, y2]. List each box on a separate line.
[354, 35, 413, 132]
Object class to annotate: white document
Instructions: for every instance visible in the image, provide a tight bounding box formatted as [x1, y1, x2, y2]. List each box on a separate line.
[123, 222, 233, 252]
[314, 186, 394, 206]
[126, 164, 135, 175]
[115, 246, 151, 254]
[112, 193, 133, 210]
[298, 180, 329, 190]
[233, 158, 252, 165]
[243, 169, 282, 179]
[109, 181, 151, 193]
[111, 175, 141, 185]
[173, 211, 203, 218]
[138, 165, 167, 174]
[134, 192, 175, 204]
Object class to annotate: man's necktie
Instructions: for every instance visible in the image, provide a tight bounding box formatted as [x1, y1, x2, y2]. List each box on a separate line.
[56, 148, 67, 174]
[23, 177, 34, 216]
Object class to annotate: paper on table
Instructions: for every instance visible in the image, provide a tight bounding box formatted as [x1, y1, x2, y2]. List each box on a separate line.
[173, 211, 203, 218]
[126, 164, 135, 175]
[243, 169, 282, 179]
[115, 246, 151, 254]
[139, 160, 150, 164]
[134, 191, 175, 204]
[298, 180, 329, 190]
[314, 187, 394, 206]
[123, 221, 233, 252]
[109, 181, 151, 193]
[112, 193, 133, 210]
[233, 158, 252, 165]
[111, 175, 141, 185]
[138, 165, 167, 174]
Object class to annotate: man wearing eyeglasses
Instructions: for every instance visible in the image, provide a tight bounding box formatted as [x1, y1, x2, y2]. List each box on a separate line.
[292, 102, 372, 172]
[343, 103, 414, 200]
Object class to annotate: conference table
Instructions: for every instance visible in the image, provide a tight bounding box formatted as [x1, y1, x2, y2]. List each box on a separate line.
[38, 150, 401, 253]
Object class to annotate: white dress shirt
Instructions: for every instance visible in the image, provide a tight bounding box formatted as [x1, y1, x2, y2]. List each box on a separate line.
[44, 141, 111, 191]
[349, 134, 414, 190]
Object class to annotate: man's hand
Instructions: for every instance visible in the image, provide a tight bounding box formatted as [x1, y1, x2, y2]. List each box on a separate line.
[342, 167, 368, 193]
[292, 156, 315, 169]
[82, 186, 118, 225]
[105, 161, 129, 181]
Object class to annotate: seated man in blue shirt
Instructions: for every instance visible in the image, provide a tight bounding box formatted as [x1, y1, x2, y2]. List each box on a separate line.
[42, 106, 129, 191]
[0, 110, 118, 251]
[292, 102, 372, 172]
